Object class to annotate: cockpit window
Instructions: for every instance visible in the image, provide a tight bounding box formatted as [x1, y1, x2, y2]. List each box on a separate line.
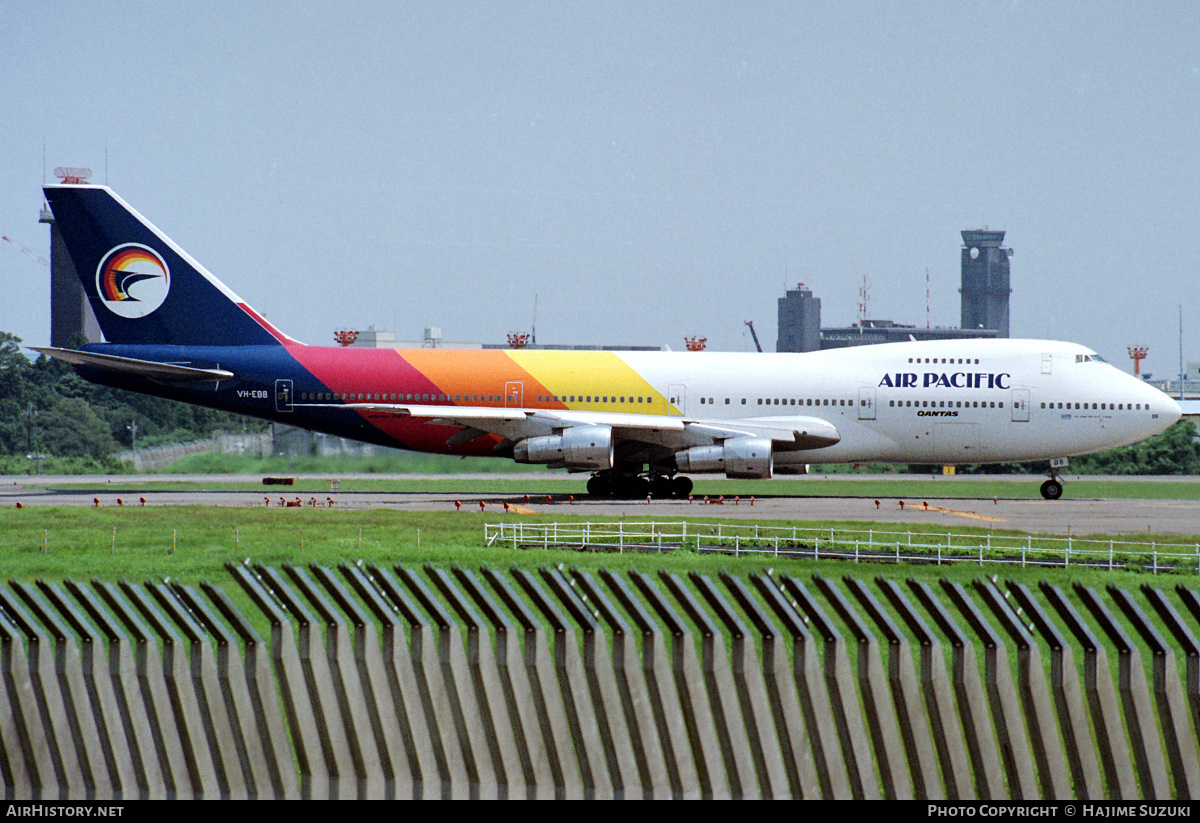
[1075, 353, 1106, 363]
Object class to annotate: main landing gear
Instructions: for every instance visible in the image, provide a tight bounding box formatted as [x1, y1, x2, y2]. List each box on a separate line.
[1040, 457, 1068, 500]
[587, 470, 693, 499]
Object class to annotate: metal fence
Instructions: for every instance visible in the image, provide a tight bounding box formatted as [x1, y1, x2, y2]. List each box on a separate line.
[10, 563, 1200, 797]
[485, 520, 1200, 574]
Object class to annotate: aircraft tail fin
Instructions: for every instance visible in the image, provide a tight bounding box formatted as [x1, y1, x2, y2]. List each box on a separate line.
[42, 184, 292, 347]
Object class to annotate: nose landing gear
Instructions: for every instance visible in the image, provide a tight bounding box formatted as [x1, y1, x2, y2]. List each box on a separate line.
[1040, 478, 1063, 500]
[1040, 457, 1068, 500]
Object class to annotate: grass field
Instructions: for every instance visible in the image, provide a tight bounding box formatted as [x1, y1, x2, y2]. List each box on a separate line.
[5, 503, 1195, 584]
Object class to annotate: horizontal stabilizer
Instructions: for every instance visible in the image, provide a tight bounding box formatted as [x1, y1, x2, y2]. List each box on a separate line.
[31, 347, 234, 382]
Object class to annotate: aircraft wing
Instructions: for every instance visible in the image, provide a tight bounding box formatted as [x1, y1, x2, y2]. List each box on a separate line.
[30, 347, 235, 382]
[309, 401, 840, 451]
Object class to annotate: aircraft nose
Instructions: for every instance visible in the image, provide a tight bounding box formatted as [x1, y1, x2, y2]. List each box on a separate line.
[1148, 383, 1182, 428]
[1165, 396, 1183, 426]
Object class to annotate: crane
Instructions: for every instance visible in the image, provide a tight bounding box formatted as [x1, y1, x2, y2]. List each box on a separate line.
[2, 235, 50, 268]
[744, 320, 762, 353]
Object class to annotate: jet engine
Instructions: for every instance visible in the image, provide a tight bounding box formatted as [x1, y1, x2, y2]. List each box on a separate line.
[513, 424, 614, 470]
[674, 436, 773, 479]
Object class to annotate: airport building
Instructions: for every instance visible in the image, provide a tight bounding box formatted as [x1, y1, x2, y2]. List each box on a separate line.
[776, 229, 1011, 352]
[341, 325, 660, 352]
[40, 200, 101, 347]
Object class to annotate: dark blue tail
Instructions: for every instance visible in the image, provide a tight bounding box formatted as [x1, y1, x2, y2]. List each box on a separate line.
[43, 185, 287, 347]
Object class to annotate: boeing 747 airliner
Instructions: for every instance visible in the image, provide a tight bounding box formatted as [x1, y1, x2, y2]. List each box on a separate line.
[34, 184, 1181, 499]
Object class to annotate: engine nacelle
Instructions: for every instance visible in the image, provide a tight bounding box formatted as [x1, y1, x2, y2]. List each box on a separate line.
[513, 435, 564, 464]
[513, 425, 614, 470]
[674, 436, 773, 479]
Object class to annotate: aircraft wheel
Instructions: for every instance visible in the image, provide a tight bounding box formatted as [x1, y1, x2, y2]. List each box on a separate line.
[619, 477, 651, 499]
[1040, 479, 1063, 501]
[649, 477, 675, 499]
[587, 475, 610, 498]
[672, 476, 694, 498]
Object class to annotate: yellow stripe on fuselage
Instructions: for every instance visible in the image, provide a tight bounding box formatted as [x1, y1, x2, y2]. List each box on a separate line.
[395, 348, 671, 413]
[507, 350, 671, 413]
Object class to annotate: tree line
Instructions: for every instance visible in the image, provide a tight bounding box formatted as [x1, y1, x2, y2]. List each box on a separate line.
[0, 331, 262, 473]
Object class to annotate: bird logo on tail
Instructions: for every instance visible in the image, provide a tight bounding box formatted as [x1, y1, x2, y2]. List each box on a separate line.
[95, 244, 170, 318]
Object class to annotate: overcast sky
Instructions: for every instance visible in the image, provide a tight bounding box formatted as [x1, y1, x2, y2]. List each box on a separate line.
[2, 1, 1197, 378]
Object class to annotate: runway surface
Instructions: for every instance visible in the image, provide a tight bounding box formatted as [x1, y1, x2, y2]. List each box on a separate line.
[3, 473, 1199, 536]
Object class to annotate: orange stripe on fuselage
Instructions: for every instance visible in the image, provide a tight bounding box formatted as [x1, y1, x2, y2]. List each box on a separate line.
[398, 349, 563, 407]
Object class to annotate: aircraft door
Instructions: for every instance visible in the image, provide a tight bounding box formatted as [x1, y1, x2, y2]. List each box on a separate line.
[504, 381, 523, 408]
[1011, 389, 1030, 422]
[858, 387, 876, 420]
[275, 379, 294, 413]
[668, 383, 686, 416]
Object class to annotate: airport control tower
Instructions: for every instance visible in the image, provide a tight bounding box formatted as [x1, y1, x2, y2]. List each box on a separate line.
[959, 229, 1011, 338]
[776, 283, 821, 352]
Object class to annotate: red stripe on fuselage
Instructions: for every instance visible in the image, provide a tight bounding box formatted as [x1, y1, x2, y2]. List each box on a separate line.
[288, 345, 441, 397]
[285, 345, 500, 455]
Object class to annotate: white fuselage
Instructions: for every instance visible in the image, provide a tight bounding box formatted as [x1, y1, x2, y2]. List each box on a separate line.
[613, 339, 1180, 467]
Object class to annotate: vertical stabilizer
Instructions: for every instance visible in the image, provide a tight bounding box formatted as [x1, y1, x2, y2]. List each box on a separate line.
[42, 185, 291, 347]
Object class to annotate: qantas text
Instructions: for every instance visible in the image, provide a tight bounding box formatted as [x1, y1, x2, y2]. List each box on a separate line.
[878, 372, 1011, 390]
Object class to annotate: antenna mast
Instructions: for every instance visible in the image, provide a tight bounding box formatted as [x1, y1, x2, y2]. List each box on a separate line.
[925, 267, 931, 329]
[857, 275, 870, 340]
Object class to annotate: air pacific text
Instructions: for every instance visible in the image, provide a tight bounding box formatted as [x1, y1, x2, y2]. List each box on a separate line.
[879, 372, 1011, 390]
